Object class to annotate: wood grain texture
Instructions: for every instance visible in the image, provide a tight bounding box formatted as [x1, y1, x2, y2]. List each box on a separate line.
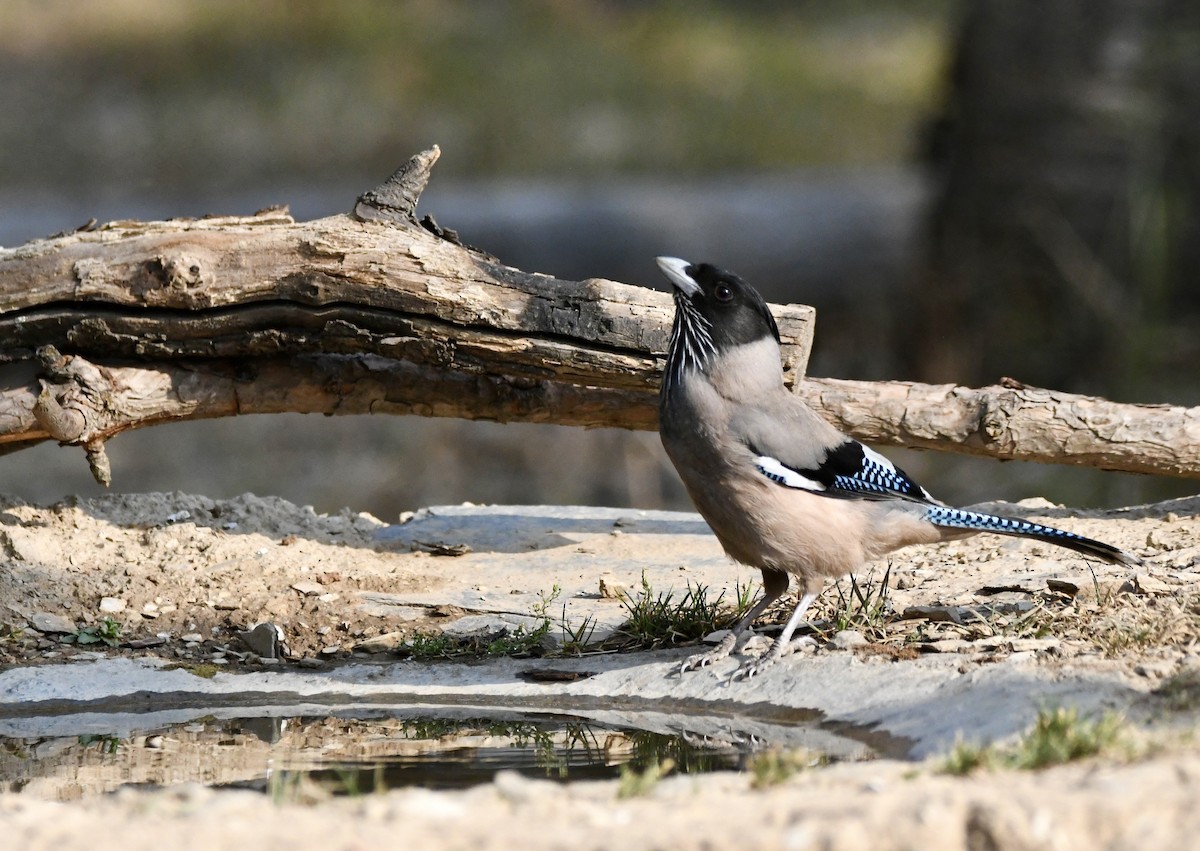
[0, 188, 813, 478]
[798, 377, 1200, 478]
[1, 150, 1194, 485]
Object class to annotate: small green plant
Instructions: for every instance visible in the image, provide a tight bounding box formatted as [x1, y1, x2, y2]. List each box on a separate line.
[404, 630, 460, 659]
[748, 747, 822, 788]
[942, 738, 995, 776]
[181, 663, 219, 679]
[824, 565, 892, 636]
[267, 769, 305, 805]
[1014, 707, 1126, 769]
[617, 756, 676, 799]
[484, 618, 551, 657]
[73, 617, 122, 647]
[485, 586, 559, 656]
[1154, 668, 1200, 712]
[77, 734, 122, 755]
[614, 573, 753, 650]
[558, 607, 598, 655]
[402, 586, 568, 659]
[941, 707, 1128, 774]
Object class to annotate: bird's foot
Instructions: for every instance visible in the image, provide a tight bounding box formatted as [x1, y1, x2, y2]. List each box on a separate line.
[677, 631, 737, 675]
[727, 635, 816, 683]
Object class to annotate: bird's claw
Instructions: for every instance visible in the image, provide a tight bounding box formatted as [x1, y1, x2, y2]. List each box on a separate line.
[676, 632, 738, 676]
[677, 651, 720, 675]
[727, 654, 777, 683]
[724, 634, 814, 683]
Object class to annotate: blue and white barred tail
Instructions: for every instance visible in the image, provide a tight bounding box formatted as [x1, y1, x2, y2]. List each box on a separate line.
[923, 506, 1140, 567]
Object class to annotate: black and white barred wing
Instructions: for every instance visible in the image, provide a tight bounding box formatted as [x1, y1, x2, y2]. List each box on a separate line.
[749, 437, 934, 503]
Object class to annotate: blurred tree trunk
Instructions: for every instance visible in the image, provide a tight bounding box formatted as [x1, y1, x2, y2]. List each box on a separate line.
[910, 0, 1200, 402]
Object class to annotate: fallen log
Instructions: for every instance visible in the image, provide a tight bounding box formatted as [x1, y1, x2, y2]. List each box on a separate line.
[1, 147, 1196, 484]
[797, 378, 1200, 480]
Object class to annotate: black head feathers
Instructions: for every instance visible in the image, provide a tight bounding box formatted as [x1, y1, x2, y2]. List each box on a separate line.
[656, 257, 781, 351]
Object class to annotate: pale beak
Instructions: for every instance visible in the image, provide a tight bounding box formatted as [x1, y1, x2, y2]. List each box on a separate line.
[655, 256, 701, 297]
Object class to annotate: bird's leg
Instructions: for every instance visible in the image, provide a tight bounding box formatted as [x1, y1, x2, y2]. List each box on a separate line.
[729, 589, 820, 682]
[677, 569, 788, 675]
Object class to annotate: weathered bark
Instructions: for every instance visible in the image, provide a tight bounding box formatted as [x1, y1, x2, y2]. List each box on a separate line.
[3, 147, 1197, 486]
[0, 148, 815, 482]
[797, 378, 1200, 479]
[4, 351, 1198, 484]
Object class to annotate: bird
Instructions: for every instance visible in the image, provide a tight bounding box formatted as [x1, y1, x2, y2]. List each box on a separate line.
[654, 256, 1140, 680]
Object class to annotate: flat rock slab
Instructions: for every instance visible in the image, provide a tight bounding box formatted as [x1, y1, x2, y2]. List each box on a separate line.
[3, 492, 1200, 850]
[0, 494, 1191, 760]
[0, 642, 1147, 760]
[372, 503, 742, 634]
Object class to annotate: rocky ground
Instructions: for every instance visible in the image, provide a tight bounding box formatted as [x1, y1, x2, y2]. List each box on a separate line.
[1, 489, 1199, 849]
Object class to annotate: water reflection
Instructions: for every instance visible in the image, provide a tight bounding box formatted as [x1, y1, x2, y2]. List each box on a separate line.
[1, 710, 856, 801]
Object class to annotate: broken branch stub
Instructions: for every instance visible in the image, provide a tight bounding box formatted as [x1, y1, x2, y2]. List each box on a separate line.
[353, 145, 443, 225]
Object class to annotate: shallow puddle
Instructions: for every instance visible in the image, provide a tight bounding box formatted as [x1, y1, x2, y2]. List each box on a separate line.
[0, 707, 873, 801]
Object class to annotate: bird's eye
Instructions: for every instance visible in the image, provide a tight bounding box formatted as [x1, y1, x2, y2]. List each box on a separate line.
[714, 284, 734, 303]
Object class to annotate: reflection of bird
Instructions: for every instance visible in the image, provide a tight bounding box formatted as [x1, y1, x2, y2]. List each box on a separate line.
[655, 256, 1139, 679]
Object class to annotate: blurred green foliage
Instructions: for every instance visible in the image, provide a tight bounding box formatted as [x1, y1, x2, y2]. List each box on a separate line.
[0, 0, 955, 192]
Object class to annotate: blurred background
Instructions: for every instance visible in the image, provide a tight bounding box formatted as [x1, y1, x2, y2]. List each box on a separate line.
[2, 0, 1198, 517]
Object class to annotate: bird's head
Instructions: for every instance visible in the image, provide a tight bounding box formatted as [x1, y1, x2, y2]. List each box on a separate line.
[656, 256, 783, 392]
[656, 256, 780, 363]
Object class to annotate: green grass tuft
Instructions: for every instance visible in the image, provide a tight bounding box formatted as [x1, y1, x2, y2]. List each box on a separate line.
[612, 573, 754, 650]
[617, 757, 676, 799]
[941, 707, 1129, 775]
[748, 747, 824, 788]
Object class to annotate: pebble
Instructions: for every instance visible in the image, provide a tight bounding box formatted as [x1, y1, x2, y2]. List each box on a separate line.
[599, 578, 630, 599]
[1008, 638, 1061, 653]
[30, 612, 76, 634]
[1046, 578, 1083, 596]
[922, 638, 971, 654]
[493, 769, 551, 805]
[902, 602, 1034, 625]
[99, 597, 126, 614]
[237, 623, 283, 659]
[742, 635, 772, 654]
[1135, 659, 1176, 679]
[354, 631, 407, 653]
[1134, 574, 1172, 596]
[831, 630, 869, 650]
[181, 633, 203, 643]
[291, 581, 325, 596]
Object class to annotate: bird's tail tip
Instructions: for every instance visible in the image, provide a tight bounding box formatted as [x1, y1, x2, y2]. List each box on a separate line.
[925, 506, 1141, 567]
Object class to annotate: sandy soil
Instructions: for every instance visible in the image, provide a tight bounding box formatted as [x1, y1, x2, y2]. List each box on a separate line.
[2, 489, 1200, 849]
